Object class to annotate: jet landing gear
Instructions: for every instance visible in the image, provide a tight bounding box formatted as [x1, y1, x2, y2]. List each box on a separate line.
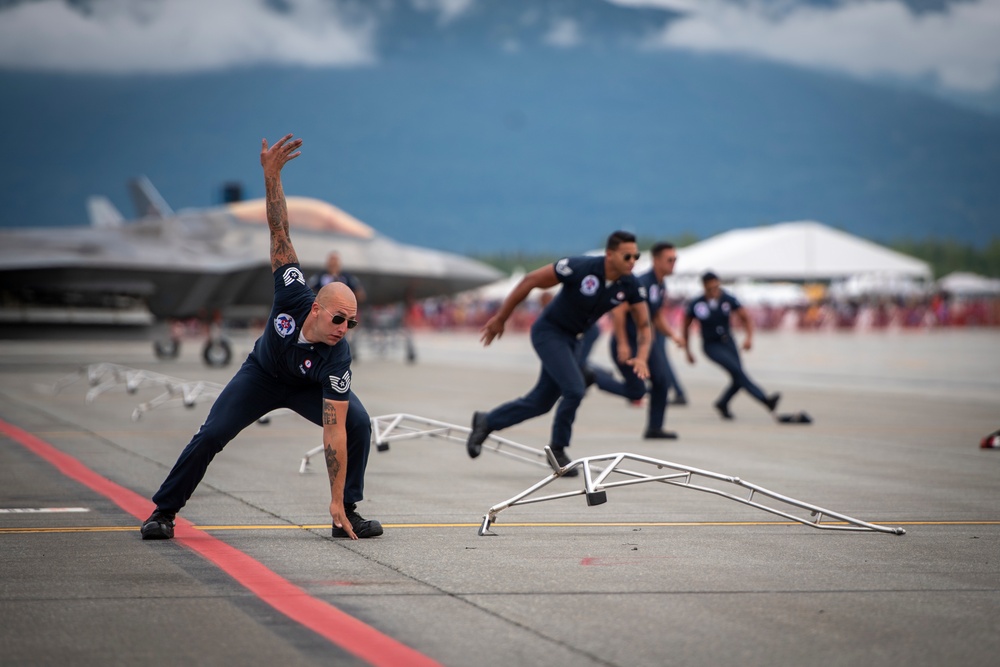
[153, 337, 180, 360]
[152, 319, 233, 367]
[201, 337, 232, 367]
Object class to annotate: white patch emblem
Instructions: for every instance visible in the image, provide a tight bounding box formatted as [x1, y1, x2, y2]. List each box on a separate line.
[722, 302, 731, 314]
[282, 267, 306, 286]
[329, 370, 352, 394]
[304, 359, 312, 368]
[648, 285, 659, 303]
[580, 275, 599, 296]
[639, 286, 648, 301]
[273, 313, 296, 337]
[555, 258, 573, 277]
[693, 302, 711, 320]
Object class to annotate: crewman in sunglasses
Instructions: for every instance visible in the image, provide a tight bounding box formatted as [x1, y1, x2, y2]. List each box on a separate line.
[466, 231, 651, 477]
[140, 134, 381, 541]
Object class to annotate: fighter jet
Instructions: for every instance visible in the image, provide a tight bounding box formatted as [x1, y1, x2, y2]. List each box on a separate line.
[0, 177, 502, 364]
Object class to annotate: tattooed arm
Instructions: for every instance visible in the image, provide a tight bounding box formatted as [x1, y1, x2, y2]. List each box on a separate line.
[260, 134, 303, 271]
[322, 398, 356, 539]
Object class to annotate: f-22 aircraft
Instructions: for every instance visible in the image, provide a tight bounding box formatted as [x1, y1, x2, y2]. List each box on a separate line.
[0, 177, 502, 365]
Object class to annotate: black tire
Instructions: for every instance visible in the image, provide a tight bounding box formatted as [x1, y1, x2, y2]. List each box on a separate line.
[202, 338, 232, 367]
[154, 338, 181, 360]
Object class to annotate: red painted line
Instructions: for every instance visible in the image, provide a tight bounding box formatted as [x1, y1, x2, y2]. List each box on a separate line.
[0, 419, 442, 667]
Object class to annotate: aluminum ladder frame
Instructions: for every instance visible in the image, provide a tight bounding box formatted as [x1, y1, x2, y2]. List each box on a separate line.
[299, 412, 551, 474]
[478, 446, 906, 536]
[40, 363, 287, 423]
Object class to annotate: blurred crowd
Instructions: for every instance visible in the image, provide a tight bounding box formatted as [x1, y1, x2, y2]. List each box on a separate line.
[401, 290, 1000, 333]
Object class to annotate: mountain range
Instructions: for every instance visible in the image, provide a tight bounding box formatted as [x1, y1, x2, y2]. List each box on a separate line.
[0, 0, 997, 254]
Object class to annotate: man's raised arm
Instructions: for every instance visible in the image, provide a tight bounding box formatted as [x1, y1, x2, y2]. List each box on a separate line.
[260, 134, 303, 271]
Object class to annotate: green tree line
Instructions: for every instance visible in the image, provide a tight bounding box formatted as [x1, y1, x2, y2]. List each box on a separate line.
[890, 238, 1000, 279]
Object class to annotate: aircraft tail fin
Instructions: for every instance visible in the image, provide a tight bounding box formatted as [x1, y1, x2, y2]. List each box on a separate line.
[128, 175, 174, 218]
[86, 196, 125, 228]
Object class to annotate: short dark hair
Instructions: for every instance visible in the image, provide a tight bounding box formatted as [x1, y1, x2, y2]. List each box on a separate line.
[651, 242, 675, 256]
[701, 271, 719, 283]
[606, 230, 636, 251]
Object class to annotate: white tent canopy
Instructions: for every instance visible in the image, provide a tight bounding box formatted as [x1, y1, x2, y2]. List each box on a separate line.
[938, 271, 1000, 296]
[471, 222, 935, 305]
[658, 221, 932, 282]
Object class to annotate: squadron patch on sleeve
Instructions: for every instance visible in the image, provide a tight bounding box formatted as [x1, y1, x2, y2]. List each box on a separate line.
[329, 370, 352, 394]
[273, 313, 296, 337]
[555, 258, 573, 277]
[282, 267, 306, 286]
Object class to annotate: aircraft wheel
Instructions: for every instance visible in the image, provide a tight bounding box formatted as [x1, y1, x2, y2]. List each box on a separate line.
[203, 338, 232, 367]
[154, 338, 181, 360]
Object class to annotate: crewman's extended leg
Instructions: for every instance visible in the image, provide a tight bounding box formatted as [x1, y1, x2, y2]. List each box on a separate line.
[143, 362, 280, 539]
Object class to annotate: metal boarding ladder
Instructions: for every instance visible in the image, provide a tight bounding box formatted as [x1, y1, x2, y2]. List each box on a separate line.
[299, 412, 551, 474]
[130, 379, 227, 421]
[39, 363, 286, 423]
[478, 446, 906, 537]
[39, 362, 178, 402]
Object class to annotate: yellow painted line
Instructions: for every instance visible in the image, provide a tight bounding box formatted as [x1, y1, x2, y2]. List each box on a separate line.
[2, 520, 999, 535]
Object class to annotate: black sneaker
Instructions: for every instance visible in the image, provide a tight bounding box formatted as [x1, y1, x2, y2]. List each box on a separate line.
[644, 430, 678, 440]
[466, 411, 491, 459]
[714, 401, 733, 420]
[549, 447, 579, 477]
[331, 504, 383, 538]
[670, 395, 688, 406]
[140, 510, 175, 540]
[765, 393, 781, 412]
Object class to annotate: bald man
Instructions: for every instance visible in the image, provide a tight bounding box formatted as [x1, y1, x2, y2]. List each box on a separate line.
[140, 134, 381, 541]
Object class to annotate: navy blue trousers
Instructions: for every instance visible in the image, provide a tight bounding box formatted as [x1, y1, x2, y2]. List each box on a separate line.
[152, 358, 371, 514]
[663, 344, 686, 399]
[575, 324, 600, 364]
[593, 333, 670, 433]
[486, 319, 586, 448]
[703, 338, 768, 407]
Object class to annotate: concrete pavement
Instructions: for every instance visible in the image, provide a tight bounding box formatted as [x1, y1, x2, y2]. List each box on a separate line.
[1, 328, 998, 667]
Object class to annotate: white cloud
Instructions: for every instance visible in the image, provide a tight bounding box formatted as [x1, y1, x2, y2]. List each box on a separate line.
[410, 0, 476, 25]
[640, 0, 1000, 93]
[607, 0, 700, 11]
[0, 0, 376, 74]
[543, 18, 583, 48]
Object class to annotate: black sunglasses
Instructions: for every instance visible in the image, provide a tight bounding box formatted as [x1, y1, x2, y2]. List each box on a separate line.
[622, 252, 641, 261]
[319, 303, 359, 329]
[332, 314, 359, 329]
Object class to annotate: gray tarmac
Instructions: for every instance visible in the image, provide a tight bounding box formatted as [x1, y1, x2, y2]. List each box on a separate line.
[1, 327, 999, 667]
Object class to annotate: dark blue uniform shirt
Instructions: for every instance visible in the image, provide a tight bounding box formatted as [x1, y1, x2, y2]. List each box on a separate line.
[686, 290, 742, 343]
[541, 255, 644, 335]
[251, 263, 353, 401]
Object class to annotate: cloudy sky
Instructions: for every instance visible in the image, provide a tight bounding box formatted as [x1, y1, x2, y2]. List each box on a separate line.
[0, 0, 997, 104]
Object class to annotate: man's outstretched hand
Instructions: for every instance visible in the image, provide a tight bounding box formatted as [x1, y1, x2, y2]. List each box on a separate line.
[261, 134, 303, 174]
[330, 500, 357, 540]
